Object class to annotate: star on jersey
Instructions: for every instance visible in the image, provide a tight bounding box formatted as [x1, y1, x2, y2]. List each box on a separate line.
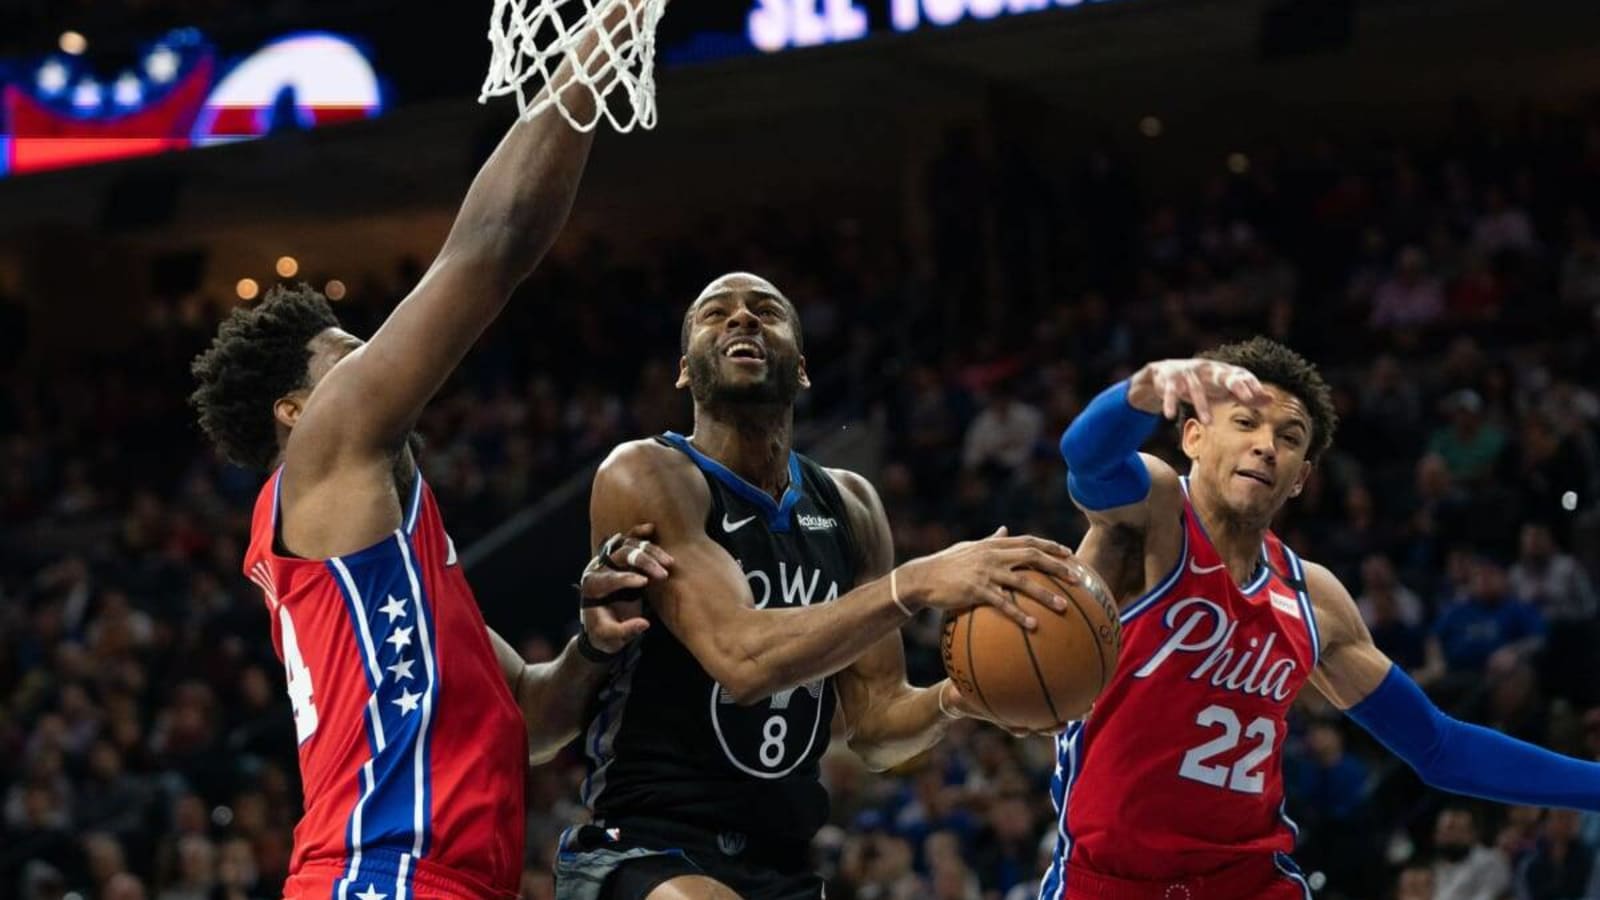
[386, 626, 414, 652]
[386, 657, 415, 682]
[355, 886, 386, 900]
[378, 595, 408, 623]
[393, 689, 422, 715]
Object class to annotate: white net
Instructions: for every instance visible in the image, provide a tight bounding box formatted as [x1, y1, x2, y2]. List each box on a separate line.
[478, 0, 667, 132]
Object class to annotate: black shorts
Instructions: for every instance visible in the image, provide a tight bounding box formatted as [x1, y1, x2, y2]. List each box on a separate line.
[554, 819, 824, 900]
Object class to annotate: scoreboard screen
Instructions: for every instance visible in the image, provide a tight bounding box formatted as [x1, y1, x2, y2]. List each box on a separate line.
[660, 0, 1130, 60]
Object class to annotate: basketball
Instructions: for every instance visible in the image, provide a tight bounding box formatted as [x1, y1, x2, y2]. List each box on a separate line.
[941, 561, 1121, 732]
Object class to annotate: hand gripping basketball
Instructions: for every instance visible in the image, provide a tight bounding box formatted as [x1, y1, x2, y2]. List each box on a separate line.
[939, 552, 1120, 732]
[579, 523, 673, 654]
[893, 527, 1079, 631]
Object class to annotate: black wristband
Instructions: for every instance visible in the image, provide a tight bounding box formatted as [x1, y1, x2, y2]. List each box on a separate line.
[576, 630, 621, 664]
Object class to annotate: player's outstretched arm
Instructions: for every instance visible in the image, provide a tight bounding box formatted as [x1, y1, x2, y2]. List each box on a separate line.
[591, 440, 1081, 706]
[1308, 561, 1600, 811]
[292, 8, 639, 466]
[1060, 359, 1257, 604]
[496, 527, 670, 765]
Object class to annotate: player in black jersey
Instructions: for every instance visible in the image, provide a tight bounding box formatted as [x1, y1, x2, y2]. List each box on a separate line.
[555, 272, 1080, 900]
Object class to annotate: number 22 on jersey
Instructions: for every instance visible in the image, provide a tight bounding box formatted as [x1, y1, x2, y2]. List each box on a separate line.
[1178, 703, 1276, 794]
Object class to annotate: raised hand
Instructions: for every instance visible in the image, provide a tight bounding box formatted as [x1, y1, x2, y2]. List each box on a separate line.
[1128, 358, 1265, 424]
[895, 527, 1079, 631]
[580, 523, 674, 654]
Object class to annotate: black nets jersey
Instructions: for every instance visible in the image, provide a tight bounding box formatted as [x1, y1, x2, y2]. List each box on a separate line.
[580, 432, 861, 843]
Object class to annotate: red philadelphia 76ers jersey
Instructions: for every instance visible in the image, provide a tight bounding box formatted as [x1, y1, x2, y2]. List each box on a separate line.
[244, 469, 526, 900]
[1040, 478, 1322, 898]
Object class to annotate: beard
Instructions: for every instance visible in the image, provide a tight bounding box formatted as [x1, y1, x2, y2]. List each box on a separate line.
[686, 349, 802, 411]
[1436, 843, 1472, 863]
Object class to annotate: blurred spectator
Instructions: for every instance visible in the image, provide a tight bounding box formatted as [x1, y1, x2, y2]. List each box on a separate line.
[1405, 454, 1479, 575]
[1359, 354, 1424, 452]
[1285, 720, 1376, 896]
[969, 794, 1037, 896]
[1509, 412, 1594, 547]
[81, 831, 129, 895]
[157, 833, 217, 900]
[1428, 391, 1507, 484]
[1513, 809, 1595, 900]
[1497, 805, 1545, 867]
[1357, 553, 1426, 627]
[1394, 862, 1435, 900]
[961, 382, 1043, 477]
[1431, 806, 1511, 900]
[1320, 483, 1395, 585]
[104, 872, 149, 900]
[1510, 522, 1598, 622]
[1472, 186, 1537, 257]
[1447, 254, 1504, 324]
[73, 739, 154, 836]
[1424, 557, 1545, 680]
[1559, 216, 1600, 309]
[1370, 246, 1444, 328]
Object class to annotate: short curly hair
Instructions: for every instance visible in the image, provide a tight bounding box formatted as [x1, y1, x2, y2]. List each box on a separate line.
[1184, 336, 1338, 463]
[190, 285, 339, 470]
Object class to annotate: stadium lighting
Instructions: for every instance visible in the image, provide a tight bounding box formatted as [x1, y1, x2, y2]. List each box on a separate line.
[36, 60, 69, 96]
[325, 280, 347, 301]
[146, 46, 180, 84]
[71, 79, 103, 109]
[276, 256, 300, 278]
[237, 278, 261, 301]
[1139, 116, 1163, 138]
[113, 73, 143, 107]
[59, 31, 88, 56]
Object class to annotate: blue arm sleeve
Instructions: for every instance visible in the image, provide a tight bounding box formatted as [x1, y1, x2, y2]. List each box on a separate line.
[1346, 665, 1600, 811]
[1059, 381, 1160, 511]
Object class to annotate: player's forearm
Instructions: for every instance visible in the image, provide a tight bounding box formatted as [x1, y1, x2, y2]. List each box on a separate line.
[439, 10, 643, 289]
[1348, 665, 1600, 810]
[847, 683, 952, 773]
[440, 107, 596, 293]
[520, 637, 613, 765]
[720, 575, 918, 705]
[1059, 381, 1159, 510]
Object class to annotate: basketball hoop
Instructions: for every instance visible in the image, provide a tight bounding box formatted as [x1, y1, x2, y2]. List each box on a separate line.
[478, 0, 667, 132]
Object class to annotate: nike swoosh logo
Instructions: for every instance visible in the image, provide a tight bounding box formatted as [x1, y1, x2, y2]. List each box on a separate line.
[1189, 559, 1227, 575]
[722, 514, 757, 533]
[445, 535, 458, 567]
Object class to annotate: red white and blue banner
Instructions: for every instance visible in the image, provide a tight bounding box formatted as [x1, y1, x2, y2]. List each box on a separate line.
[0, 29, 385, 177]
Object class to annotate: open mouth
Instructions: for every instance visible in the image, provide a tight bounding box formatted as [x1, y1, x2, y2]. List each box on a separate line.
[1235, 469, 1274, 487]
[721, 339, 766, 361]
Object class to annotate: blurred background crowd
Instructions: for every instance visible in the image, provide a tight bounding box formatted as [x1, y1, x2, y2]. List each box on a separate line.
[5, 1, 1600, 898]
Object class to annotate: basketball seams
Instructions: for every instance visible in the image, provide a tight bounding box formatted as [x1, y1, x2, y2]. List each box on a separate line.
[962, 608, 1001, 722]
[942, 568, 1119, 731]
[1046, 573, 1114, 699]
[1014, 588, 1066, 728]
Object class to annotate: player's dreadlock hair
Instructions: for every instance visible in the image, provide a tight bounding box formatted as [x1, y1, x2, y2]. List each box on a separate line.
[1184, 336, 1338, 463]
[190, 284, 340, 470]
